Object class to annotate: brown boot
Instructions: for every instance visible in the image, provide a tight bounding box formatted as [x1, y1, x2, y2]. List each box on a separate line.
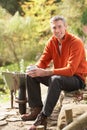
[21, 107, 42, 121]
[28, 112, 47, 130]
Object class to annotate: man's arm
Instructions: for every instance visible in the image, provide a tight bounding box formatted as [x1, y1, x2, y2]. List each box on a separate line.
[26, 67, 53, 77]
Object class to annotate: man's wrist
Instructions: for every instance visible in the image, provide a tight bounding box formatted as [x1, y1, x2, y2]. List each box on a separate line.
[45, 69, 53, 76]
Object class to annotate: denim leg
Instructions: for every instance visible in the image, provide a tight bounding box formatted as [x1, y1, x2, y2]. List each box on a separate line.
[42, 75, 83, 116]
[26, 76, 50, 108]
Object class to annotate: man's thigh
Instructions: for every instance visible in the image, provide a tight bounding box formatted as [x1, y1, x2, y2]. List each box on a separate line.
[35, 76, 51, 86]
[53, 75, 83, 92]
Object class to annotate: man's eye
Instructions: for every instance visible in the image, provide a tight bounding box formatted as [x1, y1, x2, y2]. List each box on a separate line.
[53, 27, 56, 29]
[58, 25, 62, 28]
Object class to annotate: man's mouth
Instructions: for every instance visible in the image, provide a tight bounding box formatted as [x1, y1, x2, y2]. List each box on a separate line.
[55, 33, 62, 37]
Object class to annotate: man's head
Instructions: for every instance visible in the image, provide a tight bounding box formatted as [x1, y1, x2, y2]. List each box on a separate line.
[50, 15, 67, 40]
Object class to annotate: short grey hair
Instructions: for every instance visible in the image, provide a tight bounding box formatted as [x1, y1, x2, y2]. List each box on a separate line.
[50, 15, 66, 25]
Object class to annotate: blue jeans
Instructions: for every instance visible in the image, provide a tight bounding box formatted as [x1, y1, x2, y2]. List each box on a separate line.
[26, 75, 85, 116]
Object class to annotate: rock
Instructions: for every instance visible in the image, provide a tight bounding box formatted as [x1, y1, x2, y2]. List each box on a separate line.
[0, 115, 7, 121]
[0, 120, 8, 126]
[6, 117, 22, 122]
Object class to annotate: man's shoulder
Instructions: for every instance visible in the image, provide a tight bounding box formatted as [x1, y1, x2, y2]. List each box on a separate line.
[67, 33, 84, 44]
[68, 33, 82, 40]
[48, 35, 58, 43]
[46, 35, 57, 46]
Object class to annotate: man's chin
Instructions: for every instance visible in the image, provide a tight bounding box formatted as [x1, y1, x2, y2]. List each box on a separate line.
[55, 35, 62, 40]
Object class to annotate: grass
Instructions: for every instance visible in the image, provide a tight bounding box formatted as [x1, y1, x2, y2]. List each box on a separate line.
[0, 89, 10, 103]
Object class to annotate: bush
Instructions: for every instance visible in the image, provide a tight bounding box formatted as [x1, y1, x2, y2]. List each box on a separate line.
[81, 8, 87, 25]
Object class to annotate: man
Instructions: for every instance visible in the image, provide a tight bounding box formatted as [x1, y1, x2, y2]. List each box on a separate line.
[21, 16, 87, 130]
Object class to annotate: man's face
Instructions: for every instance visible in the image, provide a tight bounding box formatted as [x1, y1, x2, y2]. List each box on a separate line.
[50, 20, 67, 40]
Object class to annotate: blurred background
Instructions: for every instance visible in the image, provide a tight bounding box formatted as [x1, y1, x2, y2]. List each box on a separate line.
[0, 0, 87, 99]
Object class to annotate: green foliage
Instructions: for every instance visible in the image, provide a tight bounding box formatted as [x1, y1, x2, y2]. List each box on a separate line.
[21, 0, 87, 38]
[0, 0, 87, 99]
[0, 5, 10, 18]
[0, 0, 25, 15]
[0, 89, 10, 103]
[0, 0, 87, 68]
[81, 8, 87, 25]
[20, 59, 25, 73]
[0, 11, 45, 66]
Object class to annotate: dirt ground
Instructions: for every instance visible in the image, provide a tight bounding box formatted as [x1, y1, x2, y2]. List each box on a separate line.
[0, 86, 87, 130]
[0, 86, 59, 130]
[0, 103, 60, 130]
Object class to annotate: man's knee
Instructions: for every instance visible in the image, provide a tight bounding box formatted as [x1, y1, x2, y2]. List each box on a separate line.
[50, 75, 63, 83]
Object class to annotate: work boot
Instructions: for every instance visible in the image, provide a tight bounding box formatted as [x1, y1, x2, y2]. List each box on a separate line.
[21, 107, 42, 121]
[28, 112, 47, 130]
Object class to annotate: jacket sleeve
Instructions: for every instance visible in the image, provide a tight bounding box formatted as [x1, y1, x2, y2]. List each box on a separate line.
[36, 41, 52, 68]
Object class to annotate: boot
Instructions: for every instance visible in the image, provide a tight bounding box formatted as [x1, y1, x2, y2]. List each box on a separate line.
[21, 107, 42, 121]
[28, 112, 47, 130]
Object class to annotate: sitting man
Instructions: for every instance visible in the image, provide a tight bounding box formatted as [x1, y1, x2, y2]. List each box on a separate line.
[21, 15, 87, 130]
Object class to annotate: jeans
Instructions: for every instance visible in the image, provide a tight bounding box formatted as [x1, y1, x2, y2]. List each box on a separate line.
[26, 75, 85, 116]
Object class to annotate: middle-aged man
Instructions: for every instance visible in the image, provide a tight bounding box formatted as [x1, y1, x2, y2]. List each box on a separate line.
[21, 15, 87, 130]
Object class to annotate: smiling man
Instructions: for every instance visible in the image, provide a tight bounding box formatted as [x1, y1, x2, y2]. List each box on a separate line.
[21, 16, 87, 130]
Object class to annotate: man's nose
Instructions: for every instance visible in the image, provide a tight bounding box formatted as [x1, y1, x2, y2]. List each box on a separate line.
[55, 28, 60, 33]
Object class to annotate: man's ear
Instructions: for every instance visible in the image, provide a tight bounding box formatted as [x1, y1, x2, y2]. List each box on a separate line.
[65, 23, 67, 29]
[82, 25, 87, 35]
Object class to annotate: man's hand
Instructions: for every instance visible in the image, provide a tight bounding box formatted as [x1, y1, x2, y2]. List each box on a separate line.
[26, 67, 53, 77]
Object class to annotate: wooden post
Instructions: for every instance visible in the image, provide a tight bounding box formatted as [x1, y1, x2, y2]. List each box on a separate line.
[36, 125, 44, 130]
[65, 108, 73, 125]
[62, 112, 87, 130]
[11, 90, 14, 108]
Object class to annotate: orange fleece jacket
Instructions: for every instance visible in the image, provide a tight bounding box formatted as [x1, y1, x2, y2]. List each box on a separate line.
[37, 32, 87, 82]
